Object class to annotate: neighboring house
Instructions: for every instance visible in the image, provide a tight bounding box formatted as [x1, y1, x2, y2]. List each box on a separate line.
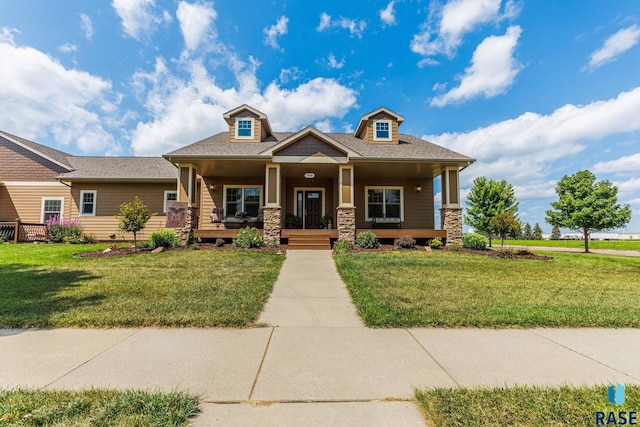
[0, 105, 475, 247]
[164, 105, 474, 247]
[0, 131, 177, 241]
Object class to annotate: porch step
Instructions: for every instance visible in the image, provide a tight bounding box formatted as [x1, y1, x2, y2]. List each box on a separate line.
[287, 234, 331, 250]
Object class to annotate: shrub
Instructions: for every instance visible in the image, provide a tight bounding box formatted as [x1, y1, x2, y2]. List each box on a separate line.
[149, 230, 179, 249]
[214, 238, 225, 247]
[333, 239, 354, 254]
[463, 233, 489, 250]
[137, 240, 151, 249]
[450, 243, 462, 252]
[44, 215, 83, 243]
[233, 227, 263, 248]
[394, 235, 416, 249]
[0, 234, 6, 243]
[355, 231, 380, 249]
[429, 238, 443, 249]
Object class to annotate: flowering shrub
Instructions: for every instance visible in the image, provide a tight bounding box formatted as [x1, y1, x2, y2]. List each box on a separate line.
[394, 235, 416, 249]
[355, 231, 380, 249]
[429, 238, 443, 249]
[233, 227, 263, 248]
[44, 215, 84, 243]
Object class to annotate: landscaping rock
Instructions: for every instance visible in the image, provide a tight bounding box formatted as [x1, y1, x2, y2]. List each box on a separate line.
[151, 247, 165, 253]
[424, 246, 432, 251]
[102, 248, 112, 253]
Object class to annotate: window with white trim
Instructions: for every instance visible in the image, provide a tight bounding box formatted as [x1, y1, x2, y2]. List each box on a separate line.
[80, 190, 96, 216]
[374, 120, 392, 141]
[366, 187, 403, 220]
[235, 118, 254, 139]
[163, 190, 177, 213]
[42, 198, 63, 223]
[224, 186, 262, 217]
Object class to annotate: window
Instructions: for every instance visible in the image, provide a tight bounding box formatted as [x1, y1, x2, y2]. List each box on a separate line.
[366, 187, 403, 220]
[80, 190, 96, 216]
[235, 118, 254, 139]
[224, 186, 262, 217]
[164, 190, 177, 213]
[374, 120, 391, 141]
[41, 198, 64, 223]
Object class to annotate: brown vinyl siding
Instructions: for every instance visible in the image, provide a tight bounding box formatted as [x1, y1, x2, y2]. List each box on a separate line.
[354, 177, 434, 229]
[199, 176, 264, 229]
[0, 184, 71, 223]
[0, 144, 68, 182]
[274, 135, 346, 157]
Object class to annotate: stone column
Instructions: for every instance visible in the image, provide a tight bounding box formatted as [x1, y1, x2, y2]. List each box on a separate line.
[440, 207, 463, 245]
[178, 206, 199, 247]
[337, 206, 356, 243]
[262, 206, 281, 245]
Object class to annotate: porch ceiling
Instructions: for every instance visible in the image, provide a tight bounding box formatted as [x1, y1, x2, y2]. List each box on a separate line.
[189, 159, 268, 177]
[354, 161, 447, 179]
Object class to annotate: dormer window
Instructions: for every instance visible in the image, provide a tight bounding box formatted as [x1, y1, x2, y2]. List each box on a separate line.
[236, 118, 254, 139]
[374, 120, 391, 141]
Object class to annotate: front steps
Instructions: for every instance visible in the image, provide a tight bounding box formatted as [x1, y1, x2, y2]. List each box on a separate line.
[287, 232, 332, 250]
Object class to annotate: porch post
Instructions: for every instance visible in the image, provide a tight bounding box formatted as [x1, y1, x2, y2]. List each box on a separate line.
[337, 165, 356, 243]
[440, 166, 462, 245]
[263, 163, 281, 245]
[176, 163, 199, 246]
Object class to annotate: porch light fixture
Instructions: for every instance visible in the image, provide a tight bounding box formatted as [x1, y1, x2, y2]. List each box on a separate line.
[209, 184, 216, 191]
[416, 184, 422, 193]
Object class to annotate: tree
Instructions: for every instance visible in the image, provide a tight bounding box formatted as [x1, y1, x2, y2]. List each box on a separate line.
[532, 223, 543, 240]
[117, 196, 154, 251]
[465, 177, 519, 247]
[546, 170, 631, 253]
[490, 211, 520, 247]
[551, 225, 561, 240]
[522, 222, 533, 240]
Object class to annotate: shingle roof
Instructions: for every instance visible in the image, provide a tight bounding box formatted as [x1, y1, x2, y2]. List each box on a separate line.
[58, 157, 177, 180]
[0, 130, 73, 169]
[165, 132, 473, 162]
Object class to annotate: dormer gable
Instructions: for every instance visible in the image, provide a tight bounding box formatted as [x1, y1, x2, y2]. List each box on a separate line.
[223, 104, 273, 142]
[354, 107, 404, 145]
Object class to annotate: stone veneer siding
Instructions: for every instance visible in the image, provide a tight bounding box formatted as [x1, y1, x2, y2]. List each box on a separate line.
[263, 206, 281, 245]
[337, 206, 356, 243]
[178, 206, 199, 247]
[440, 207, 463, 245]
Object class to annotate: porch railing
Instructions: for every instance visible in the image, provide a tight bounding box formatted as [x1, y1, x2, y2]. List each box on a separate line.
[0, 221, 46, 243]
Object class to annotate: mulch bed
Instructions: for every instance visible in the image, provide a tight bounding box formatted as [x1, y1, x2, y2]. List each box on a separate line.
[348, 245, 553, 260]
[74, 243, 287, 258]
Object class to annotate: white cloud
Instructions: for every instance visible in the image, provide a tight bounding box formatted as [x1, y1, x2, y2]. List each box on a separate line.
[316, 12, 366, 38]
[314, 120, 333, 132]
[176, 1, 217, 51]
[112, 0, 169, 40]
[595, 153, 640, 174]
[130, 55, 357, 155]
[0, 34, 119, 153]
[430, 25, 522, 106]
[587, 24, 640, 70]
[380, 1, 397, 26]
[279, 67, 304, 84]
[426, 87, 640, 192]
[58, 43, 78, 53]
[411, 0, 518, 59]
[79, 14, 94, 40]
[263, 16, 289, 50]
[328, 53, 345, 69]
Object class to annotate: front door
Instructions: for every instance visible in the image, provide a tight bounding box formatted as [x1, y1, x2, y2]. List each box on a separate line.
[305, 191, 322, 229]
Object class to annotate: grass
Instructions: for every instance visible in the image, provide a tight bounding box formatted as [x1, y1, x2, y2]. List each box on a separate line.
[0, 244, 284, 327]
[334, 250, 640, 327]
[0, 389, 199, 426]
[416, 385, 639, 427]
[504, 239, 640, 250]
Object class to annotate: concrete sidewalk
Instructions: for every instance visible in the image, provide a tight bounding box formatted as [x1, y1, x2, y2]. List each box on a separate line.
[1, 327, 639, 426]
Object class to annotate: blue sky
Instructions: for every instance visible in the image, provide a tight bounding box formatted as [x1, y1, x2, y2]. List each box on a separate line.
[1, 0, 639, 231]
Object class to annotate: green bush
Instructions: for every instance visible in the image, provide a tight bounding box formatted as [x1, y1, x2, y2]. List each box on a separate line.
[333, 239, 354, 254]
[463, 233, 489, 250]
[44, 216, 83, 243]
[355, 231, 380, 249]
[0, 234, 6, 243]
[450, 243, 462, 252]
[394, 235, 416, 249]
[429, 238, 443, 249]
[149, 230, 179, 248]
[233, 227, 263, 248]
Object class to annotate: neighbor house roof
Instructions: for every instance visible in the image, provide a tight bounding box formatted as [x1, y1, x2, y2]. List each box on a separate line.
[164, 131, 473, 163]
[0, 130, 73, 170]
[58, 157, 177, 181]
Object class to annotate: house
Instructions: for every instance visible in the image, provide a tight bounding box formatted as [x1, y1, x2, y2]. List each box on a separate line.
[164, 105, 474, 247]
[0, 131, 177, 241]
[1, 105, 474, 247]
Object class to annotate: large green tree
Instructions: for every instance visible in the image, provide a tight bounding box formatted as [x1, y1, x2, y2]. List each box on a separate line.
[546, 170, 631, 253]
[465, 177, 519, 247]
[550, 225, 561, 240]
[532, 223, 543, 240]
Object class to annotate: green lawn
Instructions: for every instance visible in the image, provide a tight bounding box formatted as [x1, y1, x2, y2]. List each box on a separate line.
[416, 385, 639, 427]
[0, 389, 199, 426]
[0, 244, 284, 327]
[504, 239, 640, 250]
[334, 251, 640, 327]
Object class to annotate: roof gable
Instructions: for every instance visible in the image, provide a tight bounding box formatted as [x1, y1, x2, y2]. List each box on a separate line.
[261, 126, 360, 159]
[354, 107, 405, 138]
[223, 104, 272, 136]
[0, 131, 72, 171]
